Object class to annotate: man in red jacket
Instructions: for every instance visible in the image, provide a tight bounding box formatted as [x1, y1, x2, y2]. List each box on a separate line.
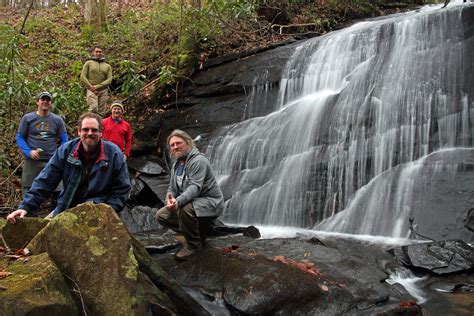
[102, 101, 132, 160]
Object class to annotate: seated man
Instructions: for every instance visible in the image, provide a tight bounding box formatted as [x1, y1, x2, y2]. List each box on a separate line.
[155, 130, 224, 260]
[7, 112, 131, 223]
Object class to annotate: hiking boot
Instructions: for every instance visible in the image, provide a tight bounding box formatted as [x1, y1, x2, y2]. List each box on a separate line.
[175, 244, 202, 261]
[175, 234, 186, 245]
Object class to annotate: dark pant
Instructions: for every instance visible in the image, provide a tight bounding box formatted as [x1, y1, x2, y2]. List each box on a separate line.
[155, 203, 216, 249]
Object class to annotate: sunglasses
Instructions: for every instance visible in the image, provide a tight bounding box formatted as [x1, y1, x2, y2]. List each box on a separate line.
[81, 128, 100, 133]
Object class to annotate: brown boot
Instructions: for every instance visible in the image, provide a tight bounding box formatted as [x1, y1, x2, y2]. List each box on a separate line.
[175, 244, 202, 260]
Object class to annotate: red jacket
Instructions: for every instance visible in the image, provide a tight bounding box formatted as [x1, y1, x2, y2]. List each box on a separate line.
[102, 116, 132, 157]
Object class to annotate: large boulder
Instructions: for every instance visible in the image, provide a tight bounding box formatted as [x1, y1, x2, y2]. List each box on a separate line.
[0, 252, 78, 315]
[391, 240, 474, 274]
[154, 235, 416, 314]
[2, 217, 49, 249]
[26, 202, 177, 315]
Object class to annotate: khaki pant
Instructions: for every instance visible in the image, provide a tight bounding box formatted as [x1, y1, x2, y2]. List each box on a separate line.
[22, 159, 62, 211]
[22, 159, 48, 194]
[155, 203, 216, 249]
[86, 89, 108, 114]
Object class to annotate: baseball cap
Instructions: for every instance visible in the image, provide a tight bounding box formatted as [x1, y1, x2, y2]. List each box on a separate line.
[36, 91, 53, 100]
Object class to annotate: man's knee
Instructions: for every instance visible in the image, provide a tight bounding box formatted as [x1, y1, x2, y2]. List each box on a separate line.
[155, 207, 170, 224]
[180, 203, 197, 219]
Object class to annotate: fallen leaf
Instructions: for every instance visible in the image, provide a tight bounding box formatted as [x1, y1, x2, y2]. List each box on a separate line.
[320, 285, 329, 292]
[399, 301, 419, 308]
[0, 271, 12, 279]
[248, 249, 257, 256]
[273, 255, 321, 276]
[221, 244, 240, 253]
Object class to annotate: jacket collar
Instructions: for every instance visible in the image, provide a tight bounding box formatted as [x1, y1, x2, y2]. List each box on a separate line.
[72, 139, 107, 163]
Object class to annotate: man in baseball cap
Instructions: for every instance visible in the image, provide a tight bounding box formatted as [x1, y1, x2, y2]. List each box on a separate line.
[16, 91, 68, 209]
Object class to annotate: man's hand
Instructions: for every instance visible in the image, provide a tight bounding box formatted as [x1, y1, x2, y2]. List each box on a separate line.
[29, 149, 41, 160]
[165, 193, 177, 211]
[90, 85, 97, 93]
[7, 209, 27, 224]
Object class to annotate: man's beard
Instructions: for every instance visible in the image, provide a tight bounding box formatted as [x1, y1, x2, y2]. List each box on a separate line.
[171, 148, 190, 160]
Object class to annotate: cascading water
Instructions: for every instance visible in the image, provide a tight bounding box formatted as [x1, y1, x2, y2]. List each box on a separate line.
[205, 3, 473, 238]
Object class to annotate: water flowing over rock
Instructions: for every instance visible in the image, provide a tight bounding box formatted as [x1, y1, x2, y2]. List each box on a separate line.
[194, 4, 474, 241]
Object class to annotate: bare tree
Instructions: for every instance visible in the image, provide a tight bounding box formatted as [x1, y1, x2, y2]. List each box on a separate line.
[84, 0, 108, 29]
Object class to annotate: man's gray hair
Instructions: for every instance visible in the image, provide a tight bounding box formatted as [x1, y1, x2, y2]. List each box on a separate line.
[166, 129, 195, 150]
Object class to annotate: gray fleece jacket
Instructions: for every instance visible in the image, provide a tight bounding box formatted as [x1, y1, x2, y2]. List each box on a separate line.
[168, 147, 224, 217]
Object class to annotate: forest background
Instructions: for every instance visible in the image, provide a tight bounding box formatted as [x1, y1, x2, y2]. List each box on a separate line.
[0, 0, 441, 213]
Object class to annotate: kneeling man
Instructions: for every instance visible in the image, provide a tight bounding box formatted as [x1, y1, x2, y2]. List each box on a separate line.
[156, 130, 224, 260]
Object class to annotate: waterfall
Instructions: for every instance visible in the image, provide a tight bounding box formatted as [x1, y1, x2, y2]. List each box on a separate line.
[205, 4, 473, 237]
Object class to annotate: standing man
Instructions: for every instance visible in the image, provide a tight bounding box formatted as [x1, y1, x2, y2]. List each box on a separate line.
[80, 46, 112, 114]
[155, 130, 224, 260]
[16, 91, 68, 203]
[102, 101, 132, 160]
[7, 112, 131, 223]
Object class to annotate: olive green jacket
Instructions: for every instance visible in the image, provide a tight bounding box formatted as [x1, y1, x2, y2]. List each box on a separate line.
[80, 58, 112, 91]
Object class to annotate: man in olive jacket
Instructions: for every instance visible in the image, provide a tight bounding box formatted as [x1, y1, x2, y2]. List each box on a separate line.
[80, 46, 112, 114]
[155, 129, 224, 260]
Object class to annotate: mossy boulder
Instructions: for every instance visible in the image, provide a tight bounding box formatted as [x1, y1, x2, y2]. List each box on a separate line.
[0, 252, 78, 315]
[2, 217, 49, 249]
[0, 218, 6, 231]
[27, 202, 177, 315]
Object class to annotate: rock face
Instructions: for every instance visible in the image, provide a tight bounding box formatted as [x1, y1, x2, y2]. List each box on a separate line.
[138, 41, 297, 149]
[119, 205, 159, 234]
[0, 253, 78, 316]
[2, 217, 48, 249]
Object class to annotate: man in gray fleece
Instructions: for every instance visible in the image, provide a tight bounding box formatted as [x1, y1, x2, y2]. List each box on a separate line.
[155, 129, 224, 260]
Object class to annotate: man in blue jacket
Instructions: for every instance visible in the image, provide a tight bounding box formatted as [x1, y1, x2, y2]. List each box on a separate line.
[7, 112, 131, 223]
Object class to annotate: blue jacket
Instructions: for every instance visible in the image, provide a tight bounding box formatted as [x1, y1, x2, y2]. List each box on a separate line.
[19, 138, 131, 215]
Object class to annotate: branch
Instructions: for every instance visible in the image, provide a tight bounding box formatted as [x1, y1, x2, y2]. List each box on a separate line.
[19, 0, 35, 35]
[0, 160, 23, 186]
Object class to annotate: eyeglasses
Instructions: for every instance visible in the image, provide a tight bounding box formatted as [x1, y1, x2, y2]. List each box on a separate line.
[81, 128, 100, 133]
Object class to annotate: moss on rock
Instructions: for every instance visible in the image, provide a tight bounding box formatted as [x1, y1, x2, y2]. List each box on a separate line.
[27, 202, 173, 315]
[0, 253, 78, 316]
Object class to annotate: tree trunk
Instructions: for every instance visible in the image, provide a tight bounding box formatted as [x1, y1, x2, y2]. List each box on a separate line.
[84, 0, 108, 29]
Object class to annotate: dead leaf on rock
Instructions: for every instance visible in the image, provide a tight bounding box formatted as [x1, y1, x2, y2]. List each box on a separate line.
[320, 284, 329, 292]
[248, 249, 257, 256]
[273, 255, 321, 276]
[399, 301, 420, 308]
[0, 270, 12, 279]
[221, 244, 240, 253]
